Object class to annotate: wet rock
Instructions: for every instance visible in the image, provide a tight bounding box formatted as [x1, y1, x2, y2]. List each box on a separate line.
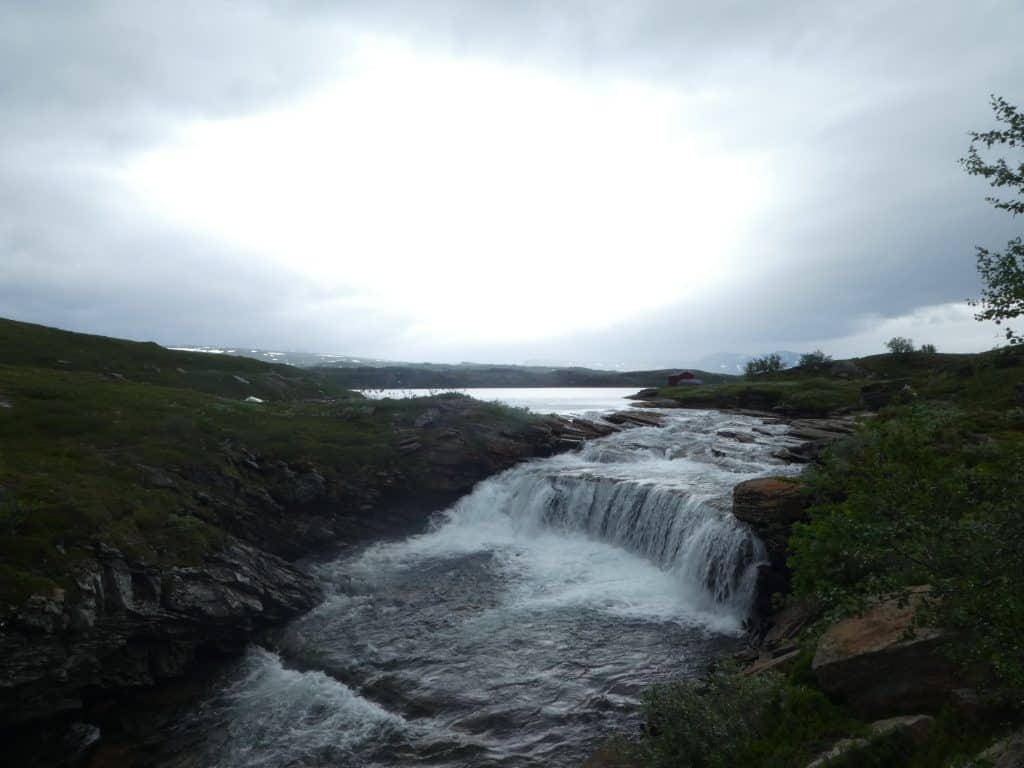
[762, 599, 821, 650]
[732, 477, 809, 567]
[717, 429, 755, 443]
[812, 591, 965, 716]
[789, 418, 857, 435]
[805, 738, 870, 767]
[605, 410, 664, 428]
[414, 408, 440, 427]
[0, 540, 317, 729]
[787, 426, 846, 441]
[870, 714, 935, 745]
[975, 728, 1024, 768]
[628, 388, 660, 400]
[743, 647, 801, 677]
[734, 477, 810, 617]
[630, 398, 681, 408]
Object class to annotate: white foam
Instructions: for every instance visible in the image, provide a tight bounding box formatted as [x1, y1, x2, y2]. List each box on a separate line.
[347, 411, 796, 633]
[201, 648, 405, 768]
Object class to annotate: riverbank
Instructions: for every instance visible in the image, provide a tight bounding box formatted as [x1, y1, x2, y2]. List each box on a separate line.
[85, 408, 795, 767]
[607, 348, 1024, 767]
[0, 319, 661, 762]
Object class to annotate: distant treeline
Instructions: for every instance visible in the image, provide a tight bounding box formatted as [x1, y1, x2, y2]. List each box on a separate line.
[314, 364, 733, 389]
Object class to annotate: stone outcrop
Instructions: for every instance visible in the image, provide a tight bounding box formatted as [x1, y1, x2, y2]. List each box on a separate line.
[811, 591, 965, 716]
[976, 729, 1024, 768]
[732, 477, 810, 618]
[804, 715, 934, 767]
[0, 540, 317, 729]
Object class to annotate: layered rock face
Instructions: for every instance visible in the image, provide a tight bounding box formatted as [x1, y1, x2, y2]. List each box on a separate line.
[0, 540, 317, 729]
[732, 476, 810, 618]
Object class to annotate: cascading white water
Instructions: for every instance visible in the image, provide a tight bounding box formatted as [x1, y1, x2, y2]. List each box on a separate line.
[160, 406, 803, 768]
[446, 470, 764, 616]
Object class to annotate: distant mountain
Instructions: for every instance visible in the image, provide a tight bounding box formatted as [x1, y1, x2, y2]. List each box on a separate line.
[169, 346, 394, 368]
[168, 344, 807, 385]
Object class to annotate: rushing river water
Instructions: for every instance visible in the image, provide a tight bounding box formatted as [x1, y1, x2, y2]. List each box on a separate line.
[160, 403, 800, 768]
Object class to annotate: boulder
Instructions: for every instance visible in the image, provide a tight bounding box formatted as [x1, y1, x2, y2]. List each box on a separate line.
[870, 714, 934, 746]
[802, 717, 934, 768]
[812, 592, 964, 716]
[805, 738, 869, 767]
[630, 398, 681, 408]
[732, 477, 809, 569]
[743, 647, 801, 677]
[0, 540, 318, 729]
[628, 388, 659, 400]
[976, 729, 1024, 768]
[762, 599, 822, 650]
[733, 477, 810, 618]
[717, 429, 755, 443]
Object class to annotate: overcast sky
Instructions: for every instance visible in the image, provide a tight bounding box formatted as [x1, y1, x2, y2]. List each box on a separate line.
[2, 1, 1022, 367]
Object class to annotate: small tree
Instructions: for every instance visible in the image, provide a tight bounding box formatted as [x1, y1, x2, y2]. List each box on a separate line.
[745, 353, 784, 377]
[799, 349, 831, 367]
[961, 96, 1024, 345]
[886, 336, 915, 355]
[920, 343, 937, 354]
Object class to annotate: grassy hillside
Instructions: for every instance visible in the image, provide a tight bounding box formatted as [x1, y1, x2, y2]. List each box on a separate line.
[0, 318, 355, 402]
[0, 319, 536, 608]
[652, 347, 1024, 416]
[630, 347, 1024, 767]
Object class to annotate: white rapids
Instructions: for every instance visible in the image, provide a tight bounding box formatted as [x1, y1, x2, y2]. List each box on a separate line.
[160, 408, 801, 768]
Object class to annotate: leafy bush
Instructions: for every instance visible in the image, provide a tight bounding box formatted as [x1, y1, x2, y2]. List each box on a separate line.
[961, 96, 1024, 346]
[746, 353, 785, 377]
[886, 336, 916, 354]
[641, 668, 863, 768]
[799, 349, 832, 367]
[789, 404, 1024, 684]
[920, 343, 938, 354]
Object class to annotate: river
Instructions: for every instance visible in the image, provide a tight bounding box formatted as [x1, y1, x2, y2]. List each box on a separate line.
[158, 393, 799, 767]
[359, 387, 645, 415]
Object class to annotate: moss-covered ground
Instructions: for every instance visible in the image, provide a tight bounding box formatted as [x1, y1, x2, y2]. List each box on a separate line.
[0, 318, 534, 608]
[654, 348, 1024, 417]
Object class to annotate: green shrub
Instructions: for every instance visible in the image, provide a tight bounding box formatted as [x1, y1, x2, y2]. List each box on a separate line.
[641, 669, 863, 768]
[746, 354, 785, 377]
[799, 350, 833, 367]
[789, 403, 1024, 685]
[886, 336, 916, 354]
[642, 669, 781, 768]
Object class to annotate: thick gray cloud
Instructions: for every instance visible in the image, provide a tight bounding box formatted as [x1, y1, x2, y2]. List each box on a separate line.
[2, 1, 1022, 364]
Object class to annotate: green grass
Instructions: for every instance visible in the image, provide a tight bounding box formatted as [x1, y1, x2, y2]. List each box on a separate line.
[0, 320, 539, 609]
[633, 661, 1009, 768]
[654, 347, 1024, 417]
[658, 378, 864, 417]
[0, 317, 357, 402]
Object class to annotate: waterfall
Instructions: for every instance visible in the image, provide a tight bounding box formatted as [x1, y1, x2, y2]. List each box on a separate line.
[435, 443, 771, 619]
